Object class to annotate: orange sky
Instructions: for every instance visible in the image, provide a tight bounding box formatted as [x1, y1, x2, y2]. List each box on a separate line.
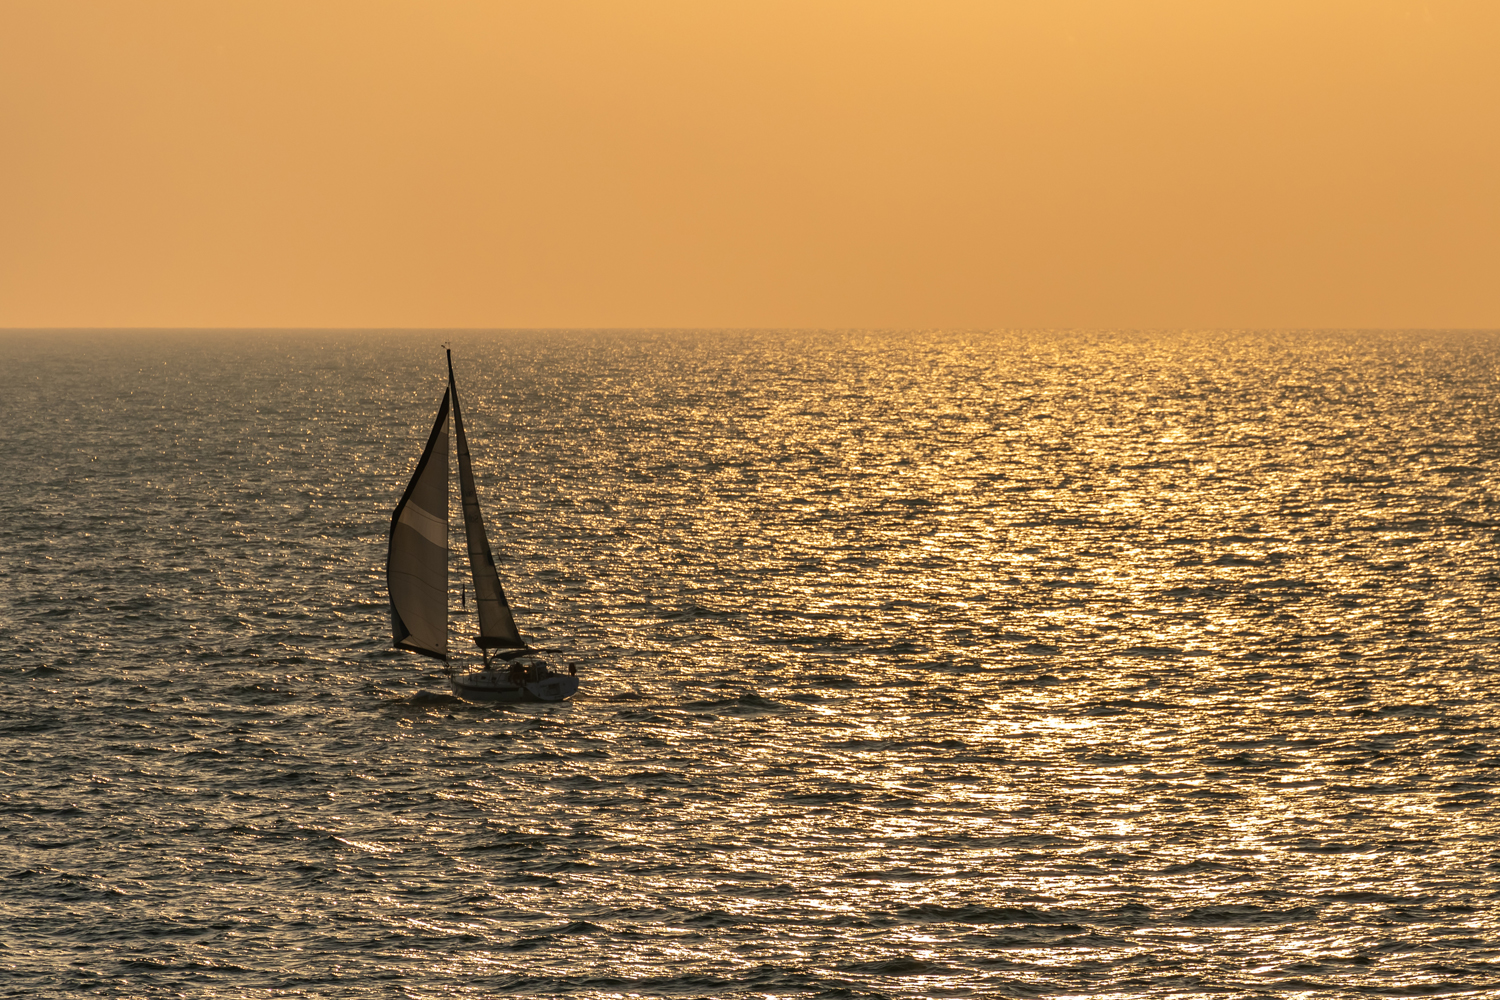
[2, 0, 1497, 329]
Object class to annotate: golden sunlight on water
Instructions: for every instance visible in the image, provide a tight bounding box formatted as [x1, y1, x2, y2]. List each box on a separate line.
[0, 329, 1497, 996]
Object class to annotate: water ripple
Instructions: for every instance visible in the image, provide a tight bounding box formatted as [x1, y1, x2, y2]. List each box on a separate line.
[1, 329, 1498, 997]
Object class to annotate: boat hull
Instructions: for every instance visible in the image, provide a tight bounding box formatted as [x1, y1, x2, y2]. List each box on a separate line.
[450, 670, 579, 703]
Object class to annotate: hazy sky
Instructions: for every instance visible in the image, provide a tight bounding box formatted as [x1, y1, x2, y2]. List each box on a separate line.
[2, 1, 1497, 329]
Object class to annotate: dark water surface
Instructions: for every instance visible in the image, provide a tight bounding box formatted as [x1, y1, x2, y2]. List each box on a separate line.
[2, 329, 1499, 998]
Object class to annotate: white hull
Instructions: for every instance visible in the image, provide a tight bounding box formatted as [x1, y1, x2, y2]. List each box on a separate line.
[450, 669, 579, 703]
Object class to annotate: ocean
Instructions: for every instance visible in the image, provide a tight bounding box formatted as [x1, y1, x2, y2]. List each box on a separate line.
[2, 328, 1498, 998]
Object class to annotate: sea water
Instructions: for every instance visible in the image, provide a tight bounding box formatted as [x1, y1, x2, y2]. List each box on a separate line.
[1, 329, 1498, 997]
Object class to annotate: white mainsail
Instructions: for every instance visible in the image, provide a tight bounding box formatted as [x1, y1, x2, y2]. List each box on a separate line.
[386, 388, 450, 659]
[447, 351, 526, 651]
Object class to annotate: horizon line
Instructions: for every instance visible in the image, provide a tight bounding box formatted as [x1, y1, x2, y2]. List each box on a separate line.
[4, 325, 1500, 335]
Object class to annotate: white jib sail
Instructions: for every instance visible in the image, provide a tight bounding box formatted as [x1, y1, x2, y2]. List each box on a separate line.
[387, 388, 450, 660]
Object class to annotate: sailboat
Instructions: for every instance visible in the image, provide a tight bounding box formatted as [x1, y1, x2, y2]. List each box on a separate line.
[386, 350, 579, 703]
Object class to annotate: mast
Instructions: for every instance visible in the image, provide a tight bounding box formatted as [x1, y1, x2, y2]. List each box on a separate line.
[447, 350, 526, 655]
[387, 388, 451, 660]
